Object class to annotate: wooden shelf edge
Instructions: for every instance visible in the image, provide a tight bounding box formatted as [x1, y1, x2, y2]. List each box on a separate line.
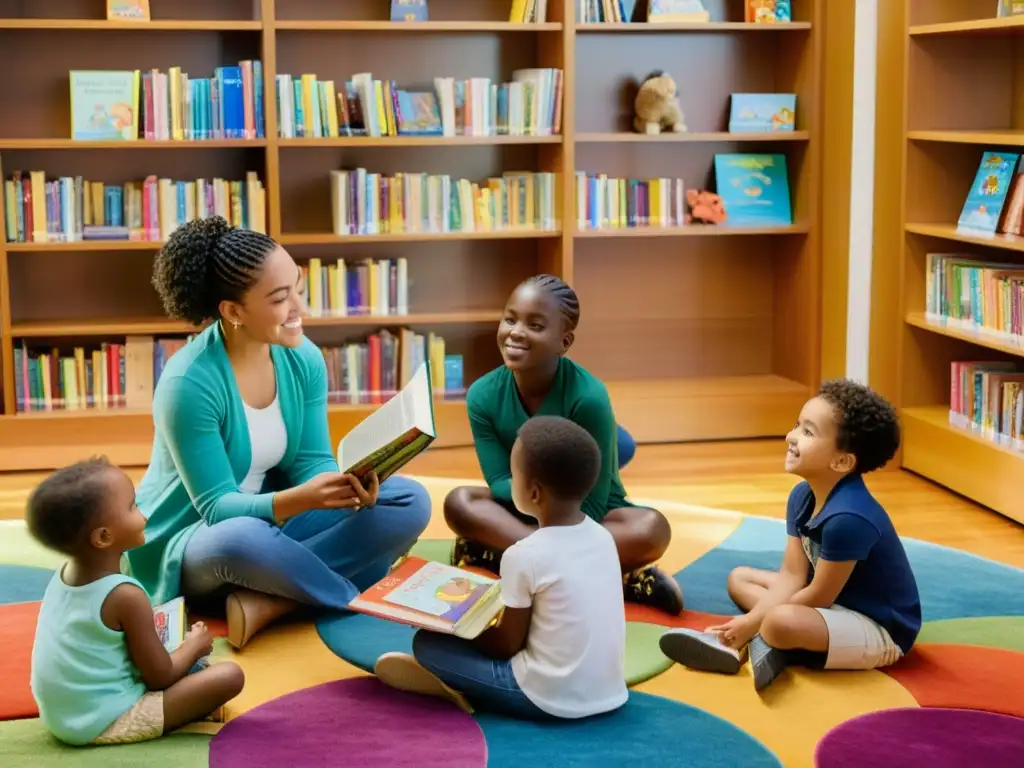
[0, 19, 263, 31]
[576, 131, 809, 143]
[275, 21, 562, 32]
[907, 130, 1024, 146]
[5, 240, 163, 252]
[278, 135, 561, 147]
[905, 311, 1024, 359]
[574, 22, 811, 32]
[909, 16, 1024, 36]
[905, 222, 1024, 252]
[278, 229, 561, 244]
[574, 224, 808, 238]
[901, 407, 1024, 525]
[0, 139, 265, 149]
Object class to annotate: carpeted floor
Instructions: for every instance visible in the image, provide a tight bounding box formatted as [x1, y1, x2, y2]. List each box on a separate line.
[1, 475, 1023, 767]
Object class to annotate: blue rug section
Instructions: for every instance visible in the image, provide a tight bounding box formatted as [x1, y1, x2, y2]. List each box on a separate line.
[477, 690, 781, 768]
[316, 611, 416, 672]
[0, 565, 53, 605]
[673, 516, 1024, 622]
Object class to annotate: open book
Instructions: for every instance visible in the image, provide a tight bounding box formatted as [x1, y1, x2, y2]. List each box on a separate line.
[348, 556, 504, 639]
[154, 596, 187, 652]
[337, 360, 436, 485]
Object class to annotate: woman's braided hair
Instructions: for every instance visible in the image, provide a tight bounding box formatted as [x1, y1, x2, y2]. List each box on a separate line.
[152, 216, 277, 325]
[523, 274, 580, 331]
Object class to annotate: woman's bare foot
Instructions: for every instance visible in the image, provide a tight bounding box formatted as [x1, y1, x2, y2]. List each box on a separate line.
[225, 589, 298, 649]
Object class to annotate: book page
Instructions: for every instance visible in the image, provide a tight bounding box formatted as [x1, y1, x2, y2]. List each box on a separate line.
[383, 560, 495, 618]
[338, 361, 434, 472]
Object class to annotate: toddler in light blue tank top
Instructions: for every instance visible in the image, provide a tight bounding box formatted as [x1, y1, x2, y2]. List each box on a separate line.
[27, 457, 244, 746]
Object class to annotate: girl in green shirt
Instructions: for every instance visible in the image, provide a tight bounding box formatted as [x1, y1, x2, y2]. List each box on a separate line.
[444, 275, 684, 616]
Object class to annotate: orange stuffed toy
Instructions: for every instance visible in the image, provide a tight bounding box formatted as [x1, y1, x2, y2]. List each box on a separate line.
[685, 189, 727, 225]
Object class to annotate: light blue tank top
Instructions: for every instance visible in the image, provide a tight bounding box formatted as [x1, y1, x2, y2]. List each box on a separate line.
[30, 567, 149, 745]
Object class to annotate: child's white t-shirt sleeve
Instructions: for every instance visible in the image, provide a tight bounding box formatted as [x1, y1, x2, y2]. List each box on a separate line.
[498, 542, 534, 609]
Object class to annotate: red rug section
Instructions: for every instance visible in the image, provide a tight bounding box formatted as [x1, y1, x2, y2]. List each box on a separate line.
[884, 642, 1024, 718]
[0, 601, 40, 720]
[625, 603, 731, 630]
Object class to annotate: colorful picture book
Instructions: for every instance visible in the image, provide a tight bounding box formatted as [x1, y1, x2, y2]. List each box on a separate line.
[391, 0, 428, 22]
[729, 94, 796, 133]
[107, 0, 149, 21]
[154, 596, 187, 652]
[957, 151, 1021, 233]
[713, 153, 792, 226]
[648, 1, 710, 23]
[70, 71, 139, 141]
[348, 556, 503, 639]
[336, 360, 436, 485]
[745, 0, 791, 23]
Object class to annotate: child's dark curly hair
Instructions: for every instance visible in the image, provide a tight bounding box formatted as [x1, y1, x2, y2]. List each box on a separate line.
[818, 378, 901, 474]
[516, 415, 601, 501]
[152, 216, 278, 325]
[26, 456, 116, 556]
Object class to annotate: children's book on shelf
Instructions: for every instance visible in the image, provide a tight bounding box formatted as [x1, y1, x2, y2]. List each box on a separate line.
[745, 0, 791, 23]
[729, 94, 795, 133]
[713, 154, 792, 226]
[957, 151, 1021, 233]
[510, 0, 550, 22]
[391, 0, 428, 21]
[925, 252, 1024, 343]
[153, 596, 186, 652]
[648, 0, 710, 23]
[949, 361, 1024, 451]
[336, 360, 436, 486]
[107, 0, 149, 21]
[575, 173, 685, 230]
[348, 556, 503, 639]
[70, 71, 140, 141]
[302, 257, 409, 318]
[998, 0, 1024, 17]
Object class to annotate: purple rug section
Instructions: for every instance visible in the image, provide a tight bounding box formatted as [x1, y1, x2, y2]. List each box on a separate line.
[209, 677, 486, 768]
[815, 707, 1024, 768]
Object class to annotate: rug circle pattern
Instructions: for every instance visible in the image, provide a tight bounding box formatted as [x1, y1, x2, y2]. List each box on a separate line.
[814, 707, 1024, 767]
[209, 677, 487, 767]
[3, 487, 1024, 767]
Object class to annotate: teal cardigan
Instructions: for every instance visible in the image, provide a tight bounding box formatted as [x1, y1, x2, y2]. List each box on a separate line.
[125, 322, 339, 604]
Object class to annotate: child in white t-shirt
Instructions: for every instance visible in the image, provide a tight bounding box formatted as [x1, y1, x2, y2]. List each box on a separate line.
[375, 415, 628, 719]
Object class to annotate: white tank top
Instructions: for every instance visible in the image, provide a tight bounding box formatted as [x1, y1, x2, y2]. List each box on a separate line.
[239, 396, 288, 494]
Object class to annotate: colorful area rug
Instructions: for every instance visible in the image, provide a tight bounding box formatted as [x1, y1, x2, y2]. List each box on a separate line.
[1, 478, 1023, 767]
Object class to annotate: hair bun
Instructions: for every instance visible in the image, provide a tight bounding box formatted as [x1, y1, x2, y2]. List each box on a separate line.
[152, 216, 234, 325]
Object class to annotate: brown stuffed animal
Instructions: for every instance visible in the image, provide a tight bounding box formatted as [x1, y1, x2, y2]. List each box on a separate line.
[634, 71, 687, 135]
[685, 189, 727, 225]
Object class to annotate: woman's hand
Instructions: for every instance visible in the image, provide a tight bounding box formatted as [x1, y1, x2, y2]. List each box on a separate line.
[273, 471, 381, 522]
[346, 471, 380, 510]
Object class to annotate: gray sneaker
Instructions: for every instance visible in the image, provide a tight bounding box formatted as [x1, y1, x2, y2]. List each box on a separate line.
[659, 628, 747, 674]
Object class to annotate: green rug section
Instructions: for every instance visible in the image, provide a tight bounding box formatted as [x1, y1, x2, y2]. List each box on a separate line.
[408, 537, 454, 566]
[625, 622, 674, 686]
[917, 616, 1024, 653]
[0, 522, 62, 571]
[0, 719, 211, 767]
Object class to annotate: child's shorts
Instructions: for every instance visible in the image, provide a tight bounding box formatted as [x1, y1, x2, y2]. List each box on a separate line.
[91, 692, 164, 745]
[815, 604, 903, 670]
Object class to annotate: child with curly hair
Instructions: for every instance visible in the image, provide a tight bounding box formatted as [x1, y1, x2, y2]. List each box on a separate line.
[659, 379, 921, 691]
[28, 457, 244, 746]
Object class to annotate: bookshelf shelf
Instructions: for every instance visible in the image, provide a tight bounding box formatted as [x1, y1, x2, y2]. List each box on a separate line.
[574, 22, 812, 32]
[575, 131, 810, 143]
[275, 21, 562, 32]
[0, 0, 826, 470]
[573, 224, 808, 238]
[878, 1, 1024, 524]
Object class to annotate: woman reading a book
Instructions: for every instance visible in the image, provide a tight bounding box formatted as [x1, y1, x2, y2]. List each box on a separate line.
[124, 216, 432, 649]
[443, 275, 683, 616]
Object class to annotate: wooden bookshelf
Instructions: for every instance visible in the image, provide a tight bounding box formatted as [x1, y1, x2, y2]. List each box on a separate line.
[0, 0, 825, 471]
[875, 0, 1024, 525]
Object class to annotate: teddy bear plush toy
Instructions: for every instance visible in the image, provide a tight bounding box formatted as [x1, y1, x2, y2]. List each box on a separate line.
[685, 189, 727, 225]
[633, 71, 687, 135]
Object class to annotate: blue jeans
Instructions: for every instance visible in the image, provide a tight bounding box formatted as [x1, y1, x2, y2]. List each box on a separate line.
[616, 425, 636, 468]
[180, 476, 431, 611]
[412, 630, 551, 720]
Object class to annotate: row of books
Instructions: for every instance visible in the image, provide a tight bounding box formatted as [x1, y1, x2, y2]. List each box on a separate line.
[510, 0, 550, 22]
[301, 257, 410, 318]
[11, 330, 464, 412]
[329, 169, 558, 236]
[575, 173, 686, 230]
[949, 361, 1024, 453]
[575, 0, 791, 23]
[925, 253, 1024, 346]
[276, 69, 562, 139]
[70, 64, 264, 143]
[3, 172, 266, 243]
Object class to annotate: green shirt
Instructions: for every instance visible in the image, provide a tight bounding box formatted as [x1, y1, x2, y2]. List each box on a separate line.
[124, 322, 339, 605]
[466, 357, 631, 522]
[31, 569, 148, 745]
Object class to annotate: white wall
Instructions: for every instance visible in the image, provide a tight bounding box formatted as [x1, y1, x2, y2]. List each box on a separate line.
[845, 0, 879, 383]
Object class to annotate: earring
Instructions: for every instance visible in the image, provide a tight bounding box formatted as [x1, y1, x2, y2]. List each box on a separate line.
[231, 320, 241, 330]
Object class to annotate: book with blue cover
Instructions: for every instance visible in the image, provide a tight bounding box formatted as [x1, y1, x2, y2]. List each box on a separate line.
[714, 153, 792, 226]
[729, 93, 796, 133]
[391, 0, 428, 21]
[957, 151, 1021, 233]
